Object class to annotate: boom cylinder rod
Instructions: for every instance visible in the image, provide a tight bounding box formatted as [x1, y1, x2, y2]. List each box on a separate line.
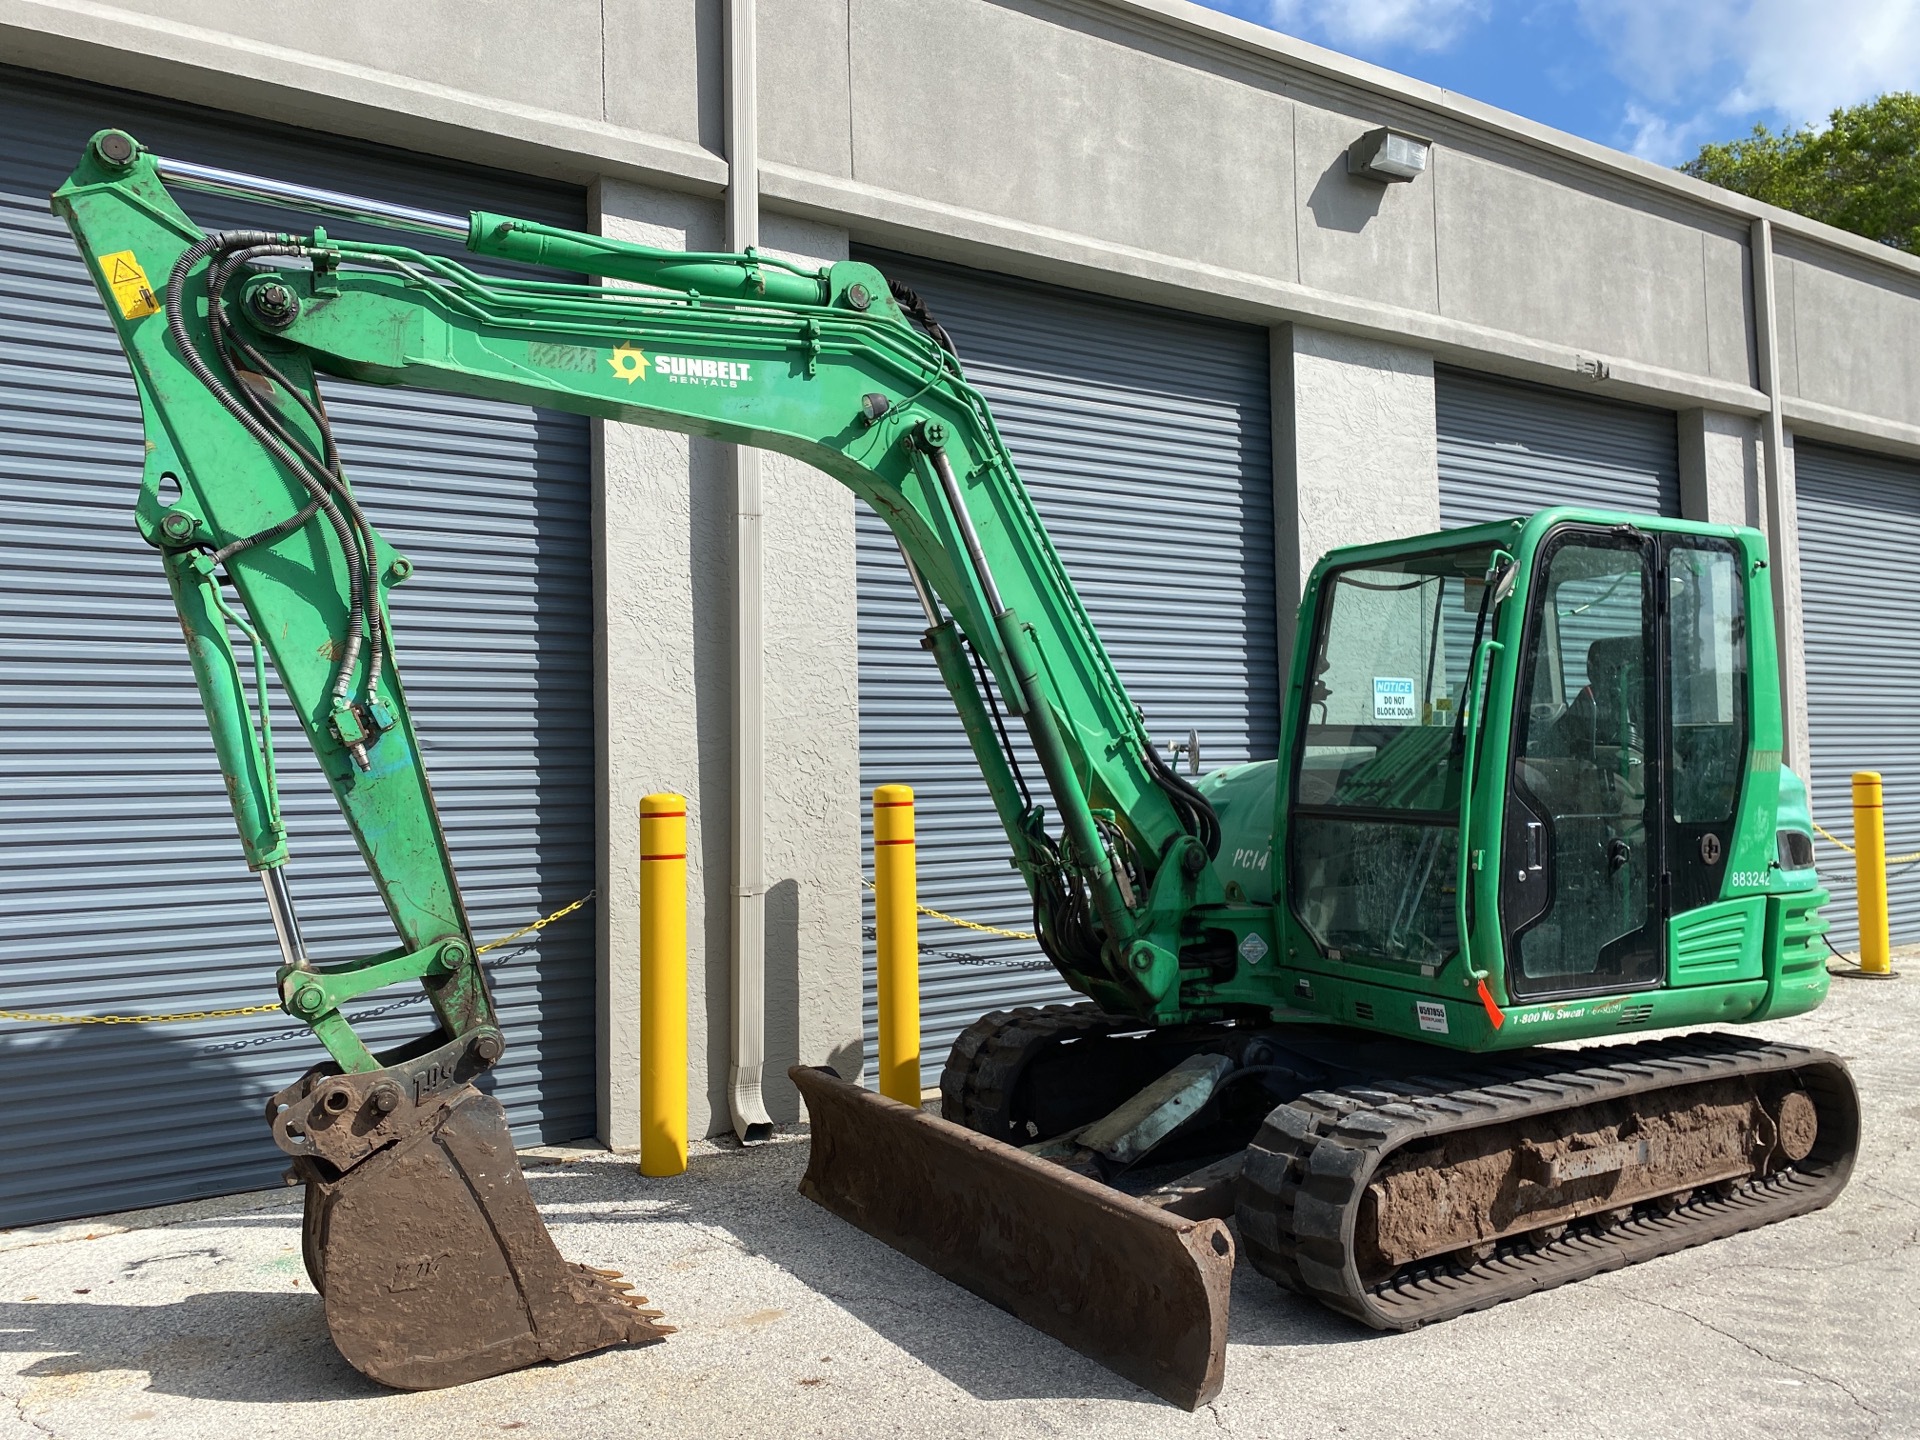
[155, 155, 468, 238]
[896, 539, 943, 629]
[924, 624, 1031, 853]
[926, 444, 1009, 619]
[260, 866, 311, 971]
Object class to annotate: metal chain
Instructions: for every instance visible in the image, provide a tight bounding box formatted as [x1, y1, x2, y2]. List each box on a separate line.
[1813, 822, 1920, 866]
[474, 892, 593, 954]
[0, 891, 596, 1030]
[861, 926, 1054, 972]
[860, 876, 1039, 940]
[0, 1000, 284, 1027]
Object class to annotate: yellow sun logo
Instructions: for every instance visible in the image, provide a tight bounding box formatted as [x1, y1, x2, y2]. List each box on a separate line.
[608, 342, 649, 383]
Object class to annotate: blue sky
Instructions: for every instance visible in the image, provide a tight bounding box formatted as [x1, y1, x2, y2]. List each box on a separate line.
[1193, 0, 1920, 165]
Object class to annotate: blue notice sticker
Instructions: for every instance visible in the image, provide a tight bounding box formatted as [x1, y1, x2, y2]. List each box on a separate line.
[1373, 677, 1416, 721]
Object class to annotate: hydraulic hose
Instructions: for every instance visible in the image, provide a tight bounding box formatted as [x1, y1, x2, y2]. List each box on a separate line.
[202, 266, 391, 710]
[164, 234, 369, 705]
[887, 279, 958, 357]
[1145, 740, 1222, 860]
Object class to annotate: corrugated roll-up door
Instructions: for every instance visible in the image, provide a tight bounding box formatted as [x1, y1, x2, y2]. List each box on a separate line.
[0, 68, 595, 1225]
[853, 250, 1277, 1087]
[1437, 369, 1680, 527]
[1794, 440, 1920, 949]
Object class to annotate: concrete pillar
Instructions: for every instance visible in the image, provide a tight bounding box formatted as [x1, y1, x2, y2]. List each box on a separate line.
[1272, 323, 1440, 678]
[1677, 409, 1763, 528]
[1676, 408, 1811, 779]
[1776, 435, 1813, 784]
[591, 178, 861, 1146]
[755, 213, 866, 1118]
[592, 179, 725, 1151]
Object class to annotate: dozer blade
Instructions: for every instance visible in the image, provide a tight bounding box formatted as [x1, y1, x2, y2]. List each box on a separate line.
[291, 1081, 669, 1389]
[790, 1065, 1233, 1409]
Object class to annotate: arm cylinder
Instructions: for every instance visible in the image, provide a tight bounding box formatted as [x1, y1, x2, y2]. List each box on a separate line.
[155, 153, 467, 237]
[165, 551, 288, 871]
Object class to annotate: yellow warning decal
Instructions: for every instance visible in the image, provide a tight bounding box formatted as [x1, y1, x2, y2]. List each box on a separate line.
[99, 250, 161, 320]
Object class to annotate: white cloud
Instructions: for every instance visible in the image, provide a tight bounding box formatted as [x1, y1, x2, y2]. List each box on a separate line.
[1268, 0, 1493, 53]
[1574, 0, 1742, 107]
[1579, 0, 1920, 128]
[1618, 102, 1719, 164]
[1729, 0, 1920, 123]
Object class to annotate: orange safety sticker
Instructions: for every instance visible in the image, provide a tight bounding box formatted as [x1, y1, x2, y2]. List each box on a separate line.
[99, 249, 160, 319]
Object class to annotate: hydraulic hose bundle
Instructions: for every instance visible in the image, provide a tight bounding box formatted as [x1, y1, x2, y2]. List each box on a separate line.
[163, 230, 391, 762]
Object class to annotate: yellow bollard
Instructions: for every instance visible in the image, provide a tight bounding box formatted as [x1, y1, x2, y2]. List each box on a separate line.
[874, 784, 921, 1106]
[640, 794, 688, 1176]
[1852, 772, 1893, 977]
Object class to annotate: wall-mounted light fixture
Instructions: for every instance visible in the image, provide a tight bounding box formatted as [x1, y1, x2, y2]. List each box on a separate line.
[1347, 127, 1432, 183]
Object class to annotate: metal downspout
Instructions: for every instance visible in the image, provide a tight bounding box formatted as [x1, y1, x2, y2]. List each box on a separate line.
[1750, 217, 1808, 777]
[725, 0, 774, 1144]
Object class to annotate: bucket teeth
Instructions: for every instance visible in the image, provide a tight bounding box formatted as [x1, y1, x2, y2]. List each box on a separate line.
[577, 1265, 644, 1300]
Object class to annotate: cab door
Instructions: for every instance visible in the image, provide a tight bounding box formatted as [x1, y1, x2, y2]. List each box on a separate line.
[1662, 536, 1749, 915]
[1500, 527, 1664, 999]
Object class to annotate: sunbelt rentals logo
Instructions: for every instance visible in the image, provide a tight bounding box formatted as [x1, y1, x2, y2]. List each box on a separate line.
[608, 342, 752, 389]
[608, 342, 650, 382]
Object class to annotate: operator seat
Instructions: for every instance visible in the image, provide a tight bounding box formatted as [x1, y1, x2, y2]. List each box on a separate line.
[1550, 634, 1644, 756]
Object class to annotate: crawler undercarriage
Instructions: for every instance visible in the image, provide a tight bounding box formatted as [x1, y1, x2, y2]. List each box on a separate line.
[797, 1004, 1858, 1407]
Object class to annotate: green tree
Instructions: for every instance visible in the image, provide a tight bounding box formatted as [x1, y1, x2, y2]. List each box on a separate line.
[1681, 93, 1920, 255]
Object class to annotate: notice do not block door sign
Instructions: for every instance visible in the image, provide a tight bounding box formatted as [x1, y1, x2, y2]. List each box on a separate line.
[1373, 677, 1416, 722]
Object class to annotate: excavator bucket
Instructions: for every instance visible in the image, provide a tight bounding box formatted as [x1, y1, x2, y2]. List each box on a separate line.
[790, 1066, 1233, 1410]
[282, 1072, 669, 1389]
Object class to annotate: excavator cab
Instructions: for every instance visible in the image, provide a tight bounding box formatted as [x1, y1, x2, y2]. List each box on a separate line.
[1283, 510, 1822, 1029]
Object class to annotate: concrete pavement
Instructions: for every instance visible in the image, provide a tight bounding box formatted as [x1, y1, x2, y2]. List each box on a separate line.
[2, 964, 1915, 1440]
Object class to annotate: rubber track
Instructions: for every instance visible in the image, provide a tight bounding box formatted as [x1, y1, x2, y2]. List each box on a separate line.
[940, 1003, 1119, 1139]
[1236, 1031, 1859, 1331]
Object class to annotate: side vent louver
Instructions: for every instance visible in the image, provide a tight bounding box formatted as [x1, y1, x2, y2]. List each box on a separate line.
[1617, 1003, 1655, 1027]
[1354, 1001, 1374, 1022]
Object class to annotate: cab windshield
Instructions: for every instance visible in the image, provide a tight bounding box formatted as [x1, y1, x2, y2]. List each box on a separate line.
[1289, 544, 1497, 967]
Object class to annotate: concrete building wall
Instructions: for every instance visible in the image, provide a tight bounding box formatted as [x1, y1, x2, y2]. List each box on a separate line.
[1777, 242, 1920, 435]
[7, 0, 1916, 463]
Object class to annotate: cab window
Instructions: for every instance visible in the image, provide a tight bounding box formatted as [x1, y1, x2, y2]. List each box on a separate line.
[1288, 545, 1495, 968]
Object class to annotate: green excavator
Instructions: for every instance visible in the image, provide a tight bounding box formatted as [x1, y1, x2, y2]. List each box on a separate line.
[52, 131, 1857, 1407]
